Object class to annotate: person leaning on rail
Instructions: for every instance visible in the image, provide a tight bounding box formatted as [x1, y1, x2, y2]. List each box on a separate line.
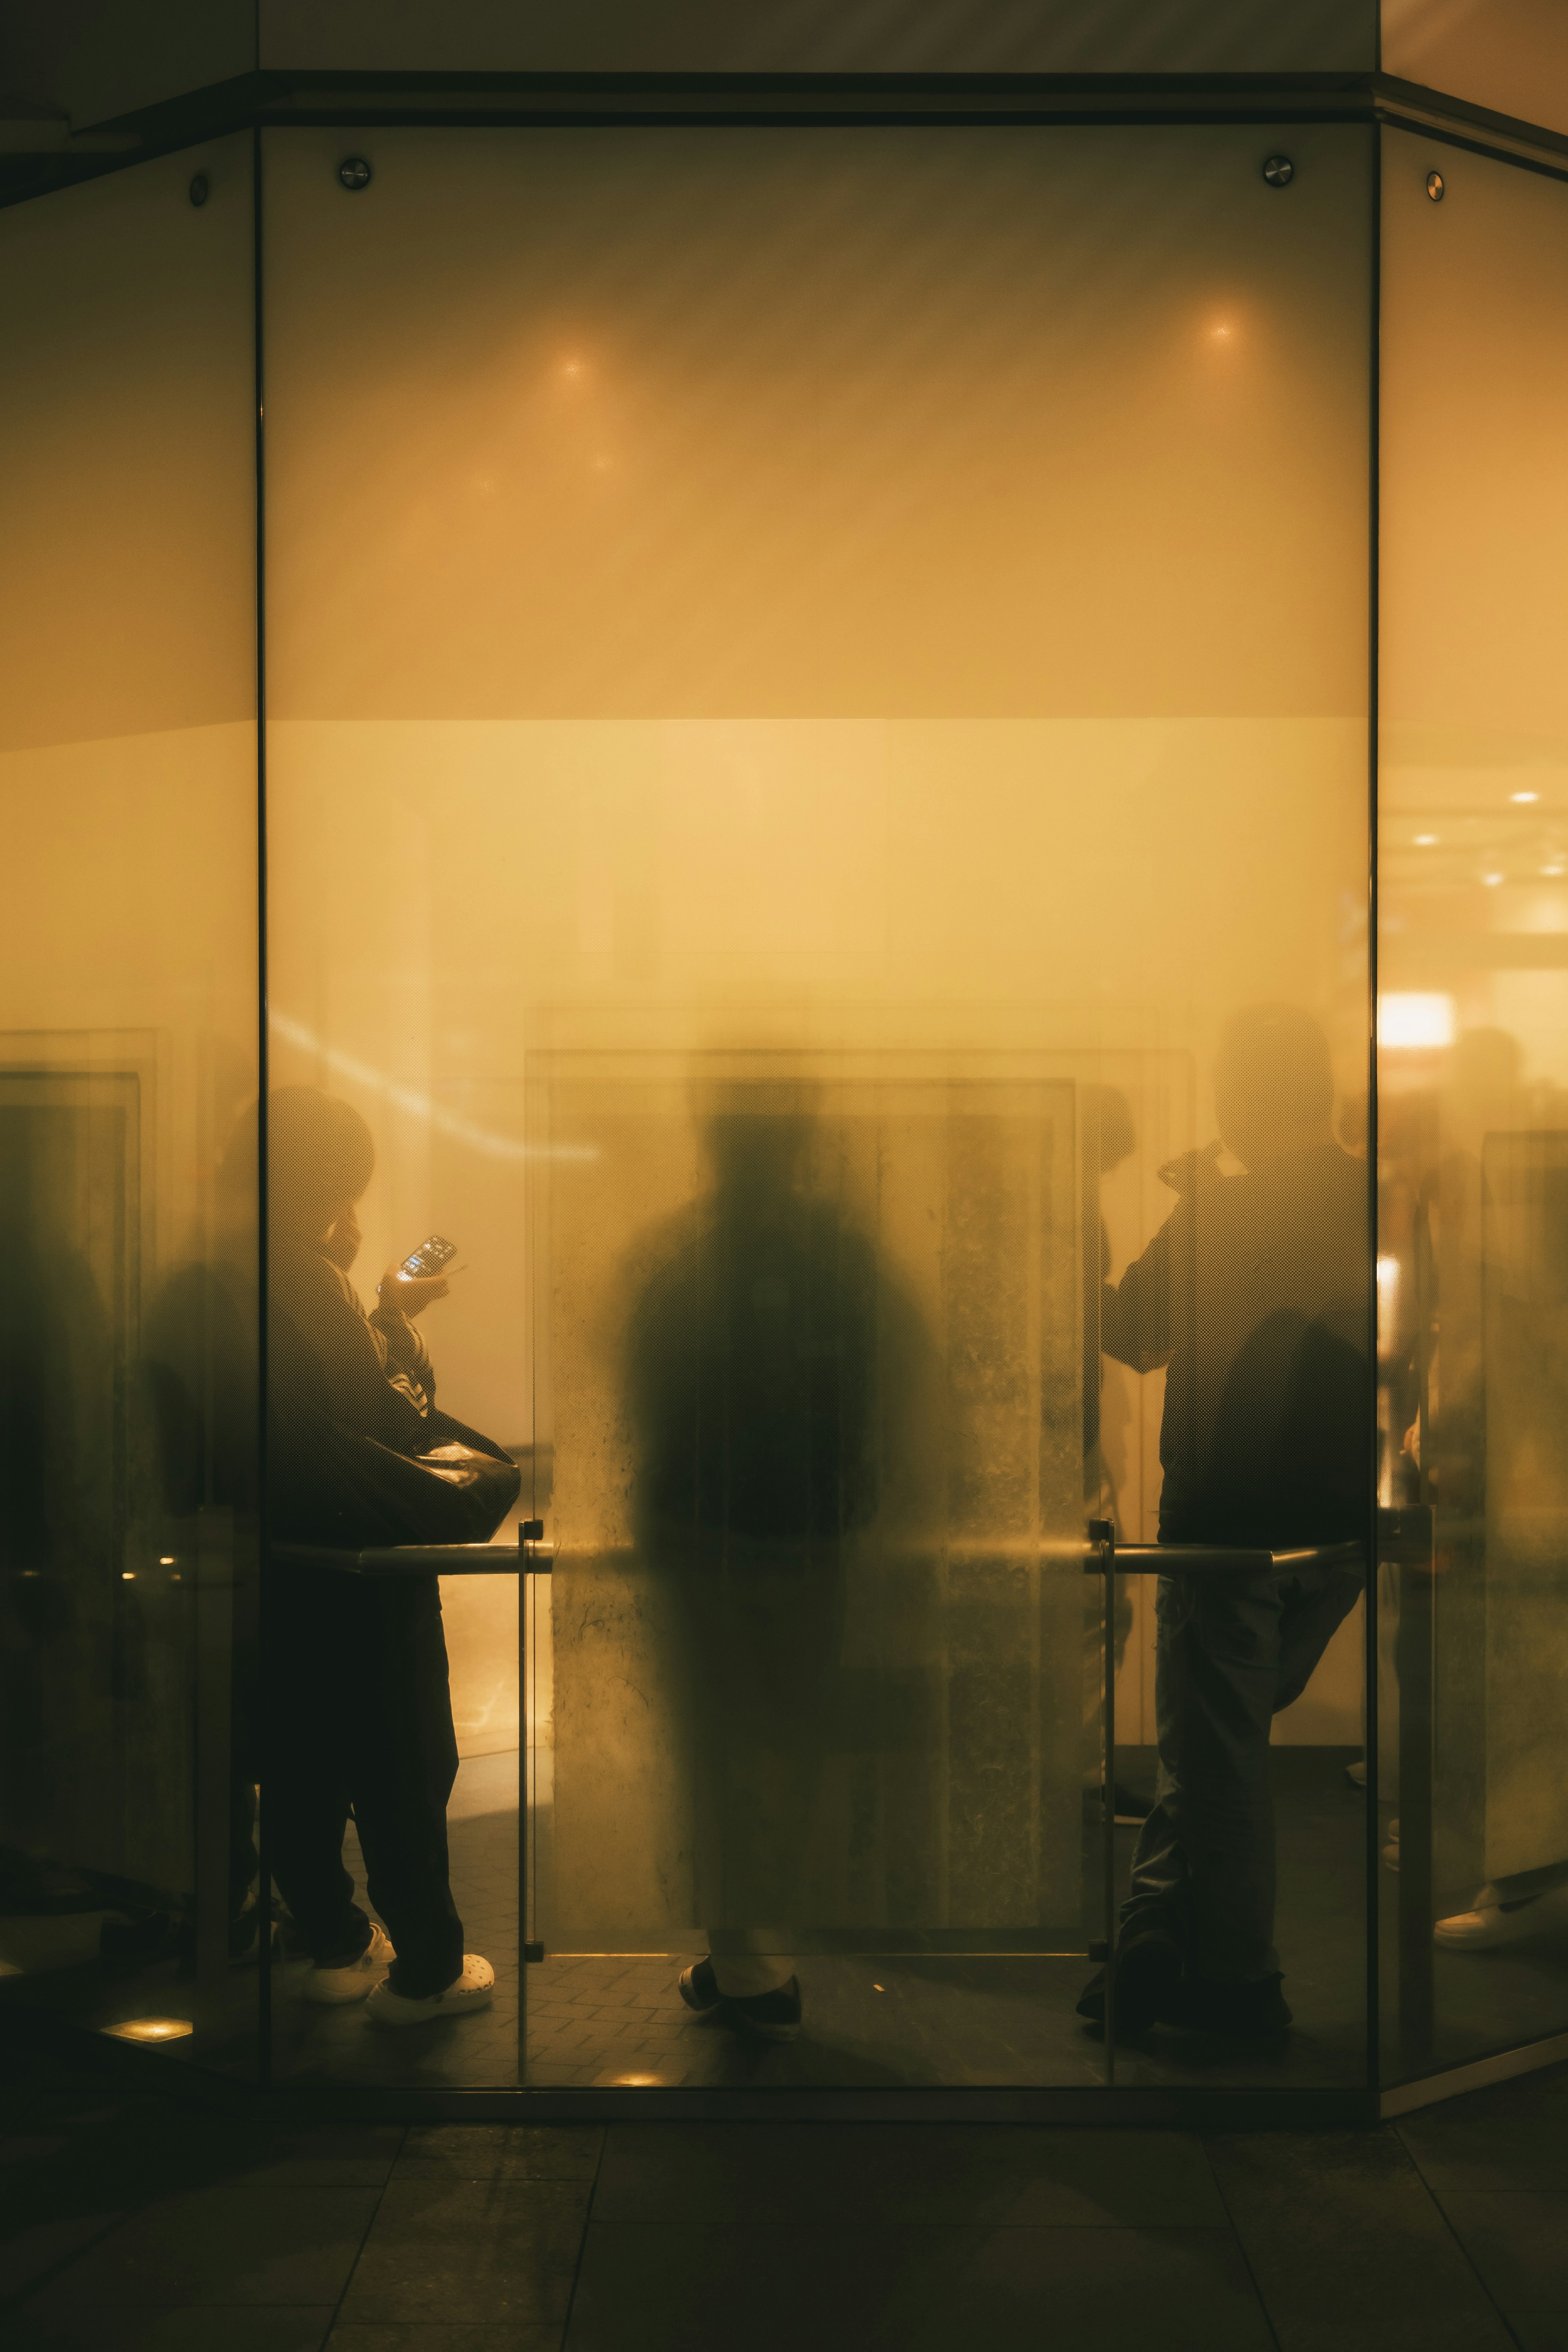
[1077, 1005, 1371, 2043]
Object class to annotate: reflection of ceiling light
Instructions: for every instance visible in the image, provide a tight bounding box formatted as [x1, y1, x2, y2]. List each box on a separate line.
[102, 2018, 193, 2042]
[1512, 791, 1539, 804]
[1379, 993, 1455, 1049]
[1545, 864, 1566, 878]
[1482, 872, 1505, 886]
[1414, 834, 1438, 846]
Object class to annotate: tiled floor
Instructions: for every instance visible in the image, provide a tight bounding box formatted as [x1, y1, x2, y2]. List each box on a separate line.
[5, 2035, 1568, 2352]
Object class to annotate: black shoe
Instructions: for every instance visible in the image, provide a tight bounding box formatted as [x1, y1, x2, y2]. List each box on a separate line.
[678, 1956, 722, 2016]
[1075, 1929, 1183, 2036]
[1161, 1973, 1292, 2040]
[721, 1977, 802, 2042]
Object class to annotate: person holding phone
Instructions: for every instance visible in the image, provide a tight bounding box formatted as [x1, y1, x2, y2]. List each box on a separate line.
[263, 1086, 512, 2028]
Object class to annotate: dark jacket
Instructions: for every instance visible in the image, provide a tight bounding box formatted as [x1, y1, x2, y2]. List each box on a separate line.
[1101, 1143, 1371, 1548]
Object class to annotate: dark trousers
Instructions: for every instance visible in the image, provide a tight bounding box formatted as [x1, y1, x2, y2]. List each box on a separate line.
[265, 1569, 463, 2000]
[1119, 1561, 1363, 1982]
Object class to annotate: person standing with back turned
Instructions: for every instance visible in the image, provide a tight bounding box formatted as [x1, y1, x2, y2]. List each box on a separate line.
[1078, 1005, 1370, 2041]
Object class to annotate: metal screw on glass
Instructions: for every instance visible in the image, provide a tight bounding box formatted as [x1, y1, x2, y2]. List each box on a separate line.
[1263, 155, 1295, 188]
[1427, 169, 1445, 202]
[339, 156, 372, 192]
[188, 173, 209, 208]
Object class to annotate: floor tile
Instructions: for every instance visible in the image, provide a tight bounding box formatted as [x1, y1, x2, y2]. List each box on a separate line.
[396, 2124, 601, 2180]
[592, 2121, 1226, 2227]
[1205, 2130, 1517, 2351]
[0, 2209, 123, 2299]
[1429, 2192, 1568, 2310]
[336, 2176, 590, 2325]
[1509, 2317, 1568, 2352]
[1399, 2100, 1568, 2198]
[566, 2223, 1273, 2352]
[9, 2306, 336, 2352]
[17, 2181, 381, 2319]
[327, 2330, 563, 2350]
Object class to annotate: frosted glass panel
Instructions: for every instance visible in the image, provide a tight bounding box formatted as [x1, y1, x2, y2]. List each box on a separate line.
[0, 143, 258, 2062]
[1380, 128, 1568, 2080]
[264, 122, 1371, 2086]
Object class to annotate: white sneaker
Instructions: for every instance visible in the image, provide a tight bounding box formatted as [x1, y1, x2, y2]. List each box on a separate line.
[1435, 1884, 1568, 1951]
[366, 1952, 495, 2027]
[301, 1924, 395, 2004]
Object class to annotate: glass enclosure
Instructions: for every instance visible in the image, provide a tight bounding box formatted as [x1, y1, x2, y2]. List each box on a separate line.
[0, 103, 1561, 2110]
[1379, 127, 1568, 2089]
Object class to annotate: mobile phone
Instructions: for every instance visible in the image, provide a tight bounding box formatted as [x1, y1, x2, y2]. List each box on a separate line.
[399, 1232, 458, 1280]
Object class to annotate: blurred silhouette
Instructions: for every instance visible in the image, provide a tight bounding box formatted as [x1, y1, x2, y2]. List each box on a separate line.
[1080, 1084, 1144, 1820]
[1079, 1006, 1370, 2042]
[626, 1089, 883, 2041]
[0, 1109, 116, 1930]
[141, 1109, 264, 1965]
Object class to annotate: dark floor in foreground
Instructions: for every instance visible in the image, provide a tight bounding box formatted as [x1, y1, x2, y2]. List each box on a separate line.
[4, 2037, 1567, 2351]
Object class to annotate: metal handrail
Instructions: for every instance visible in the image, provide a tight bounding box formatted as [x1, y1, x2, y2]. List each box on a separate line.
[1093, 1535, 1367, 1577]
[270, 1524, 552, 1577]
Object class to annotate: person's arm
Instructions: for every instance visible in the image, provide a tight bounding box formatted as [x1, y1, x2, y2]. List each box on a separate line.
[274, 1252, 433, 1444]
[368, 1289, 436, 1403]
[1100, 1209, 1179, 1373]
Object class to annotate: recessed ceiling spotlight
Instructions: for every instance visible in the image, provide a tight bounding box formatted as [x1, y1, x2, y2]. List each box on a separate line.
[1512, 790, 1539, 804]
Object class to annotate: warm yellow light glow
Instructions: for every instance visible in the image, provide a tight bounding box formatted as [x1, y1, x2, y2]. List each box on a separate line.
[158, 1556, 176, 1566]
[1482, 871, 1504, 886]
[1512, 790, 1539, 804]
[102, 2017, 193, 2042]
[1414, 833, 1439, 846]
[1379, 992, 1455, 1049]
[120, 1571, 135, 1581]
[1545, 864, 1566, 878]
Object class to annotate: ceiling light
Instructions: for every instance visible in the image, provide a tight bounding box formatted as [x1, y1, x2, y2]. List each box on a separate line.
[1378, 993, 1455, 1049]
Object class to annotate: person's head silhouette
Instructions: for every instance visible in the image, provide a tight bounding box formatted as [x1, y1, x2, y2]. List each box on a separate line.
[222, 1088, 375, 1257]
[1214, 1006, 1335, 1172]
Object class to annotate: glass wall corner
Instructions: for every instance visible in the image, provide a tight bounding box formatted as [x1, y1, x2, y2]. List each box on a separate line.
[0, 139, 262, 2074]
[1378, 122, 1568, 2098]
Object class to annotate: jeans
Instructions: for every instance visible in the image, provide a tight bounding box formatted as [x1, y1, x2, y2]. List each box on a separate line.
[265, 1569, 465, 2000]
[1118, 1561, 1363, 1982]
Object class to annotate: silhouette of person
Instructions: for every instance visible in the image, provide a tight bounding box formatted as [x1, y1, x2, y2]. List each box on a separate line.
[625, 1089, 881, 2042]
[262, 1086, 509, 2025]
[1078, 1005, 1370, 2040]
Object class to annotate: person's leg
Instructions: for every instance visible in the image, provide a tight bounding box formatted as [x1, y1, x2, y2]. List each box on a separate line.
[347, 1579, 464, 2001]
[263, 1571, 371, 1967]
[694, 1548, 838, 2027]
[1119, 1570, 1284, 1984]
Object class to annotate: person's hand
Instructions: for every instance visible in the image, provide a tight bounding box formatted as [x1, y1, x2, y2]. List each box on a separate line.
[377, 1262, 454, 1320]
[321, 1203, 362, 1272]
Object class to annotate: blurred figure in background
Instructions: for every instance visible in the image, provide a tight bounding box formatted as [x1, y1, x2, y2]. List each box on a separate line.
[627, 1091, 886, 2043]
[1079, 1006, 1370, 2041]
